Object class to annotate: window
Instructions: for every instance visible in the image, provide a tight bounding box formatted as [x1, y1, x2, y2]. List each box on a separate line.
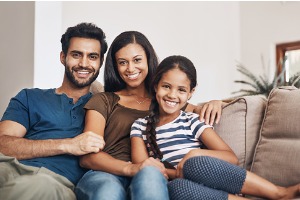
[276, 41, 300, 82]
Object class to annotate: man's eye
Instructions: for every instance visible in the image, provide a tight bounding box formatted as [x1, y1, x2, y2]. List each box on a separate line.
[89, 55, 98, 60]
[72, 53, 80, 58]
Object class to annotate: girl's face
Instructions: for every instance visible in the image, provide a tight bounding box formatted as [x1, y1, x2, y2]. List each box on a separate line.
[115, 43, 148, 89]
[155, 68, 194, 117]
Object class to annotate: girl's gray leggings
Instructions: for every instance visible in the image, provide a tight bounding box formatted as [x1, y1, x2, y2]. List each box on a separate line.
[168, 156, 246, 200]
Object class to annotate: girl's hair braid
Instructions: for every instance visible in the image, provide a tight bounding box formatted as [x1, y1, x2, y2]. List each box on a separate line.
[144, 98, 163, 159]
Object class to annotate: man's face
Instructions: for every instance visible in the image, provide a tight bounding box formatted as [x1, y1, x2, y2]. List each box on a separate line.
[60, 37, 101, 88]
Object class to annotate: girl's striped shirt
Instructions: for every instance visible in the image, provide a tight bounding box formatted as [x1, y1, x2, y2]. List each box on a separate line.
[130, 110, 213, 168]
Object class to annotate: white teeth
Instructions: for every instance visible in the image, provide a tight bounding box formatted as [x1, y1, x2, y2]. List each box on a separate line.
[127, 73, 139, 79]
[165, 100, 177, 107]
[78, 71, 89, 74]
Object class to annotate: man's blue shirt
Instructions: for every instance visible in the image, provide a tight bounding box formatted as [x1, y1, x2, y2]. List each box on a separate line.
[1, 88, 92, 184]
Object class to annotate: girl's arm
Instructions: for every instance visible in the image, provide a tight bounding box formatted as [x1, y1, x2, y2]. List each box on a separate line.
[176, 128, 238, 178]
[131, 137, 149, 164]
[131, 136, 169, 179]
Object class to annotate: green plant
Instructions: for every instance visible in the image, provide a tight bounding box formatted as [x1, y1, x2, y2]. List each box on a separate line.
[233, 62, 300, 97]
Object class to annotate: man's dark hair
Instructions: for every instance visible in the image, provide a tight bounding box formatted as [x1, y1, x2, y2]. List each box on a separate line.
[61, 22, 108, 65]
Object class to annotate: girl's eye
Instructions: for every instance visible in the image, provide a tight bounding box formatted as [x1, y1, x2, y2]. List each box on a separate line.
[162, 85, 170, 89]
[179, 88, 187, 93]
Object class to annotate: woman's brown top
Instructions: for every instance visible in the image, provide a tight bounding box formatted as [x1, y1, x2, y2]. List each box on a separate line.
[84, 92, 150, 162]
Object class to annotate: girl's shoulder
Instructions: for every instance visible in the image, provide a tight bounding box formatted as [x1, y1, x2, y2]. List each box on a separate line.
[180, 110, 200, 120]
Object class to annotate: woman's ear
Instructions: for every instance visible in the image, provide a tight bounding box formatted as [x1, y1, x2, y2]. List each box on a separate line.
[60, 51, 66, 65]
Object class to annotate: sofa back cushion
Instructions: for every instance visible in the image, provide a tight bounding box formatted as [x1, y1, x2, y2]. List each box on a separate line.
[90, 80, 104, 94]
[251, 86, 300, 186]
[214, 95, 266, 169]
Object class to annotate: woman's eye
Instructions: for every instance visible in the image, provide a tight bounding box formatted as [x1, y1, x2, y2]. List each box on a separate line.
[162, 85, 170, 89]
[118, 61, 126, 65]
[134, 58, 142, 63]
[179, 88, 187, 93]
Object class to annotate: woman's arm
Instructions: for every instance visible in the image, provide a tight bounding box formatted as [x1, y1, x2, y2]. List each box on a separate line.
[80, 110, 137, 176]
[81, 110, 167, 177]
[187, 100, 228, 126]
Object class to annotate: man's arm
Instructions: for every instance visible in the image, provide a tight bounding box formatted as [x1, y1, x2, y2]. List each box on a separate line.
[0, 120, 104, 160]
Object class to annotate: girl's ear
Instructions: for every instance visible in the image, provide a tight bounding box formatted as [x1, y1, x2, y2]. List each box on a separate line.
[188, 88, 196, 100]
[154, 85, 158, 93]
[60, 51, 66, 65]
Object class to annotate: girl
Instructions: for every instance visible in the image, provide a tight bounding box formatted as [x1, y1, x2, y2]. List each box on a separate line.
[75, 31, 223, 200]
[130, 55, 300, 200]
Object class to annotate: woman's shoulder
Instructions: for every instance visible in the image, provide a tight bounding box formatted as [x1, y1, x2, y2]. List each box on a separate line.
[91, 92, 120, 103]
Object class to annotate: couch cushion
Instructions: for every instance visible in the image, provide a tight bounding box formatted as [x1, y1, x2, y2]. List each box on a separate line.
[214, 95, 266, 169]
[251, 86, 300, 186]
[90, 80, 104, 94]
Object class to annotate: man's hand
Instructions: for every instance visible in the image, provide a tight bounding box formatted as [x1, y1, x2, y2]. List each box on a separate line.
[194, 100, 225, 125]
[65, 131, 105, 155]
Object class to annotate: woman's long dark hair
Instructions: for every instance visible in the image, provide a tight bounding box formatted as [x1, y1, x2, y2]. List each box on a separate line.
[143, 55, 197, 161]
[104, 31, 158, 93]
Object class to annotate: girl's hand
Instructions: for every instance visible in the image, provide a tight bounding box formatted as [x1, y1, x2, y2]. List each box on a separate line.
[175, 151, 196, 178]
[139, 157, 169, 179]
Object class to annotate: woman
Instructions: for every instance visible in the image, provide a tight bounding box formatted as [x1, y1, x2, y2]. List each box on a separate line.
[75, 31, 223, 200]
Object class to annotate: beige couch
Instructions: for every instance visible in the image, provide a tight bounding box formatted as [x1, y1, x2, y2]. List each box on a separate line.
[214, 86, 300, 199]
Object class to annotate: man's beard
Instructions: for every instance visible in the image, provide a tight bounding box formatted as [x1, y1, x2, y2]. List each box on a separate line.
[65, 65, 100, 88]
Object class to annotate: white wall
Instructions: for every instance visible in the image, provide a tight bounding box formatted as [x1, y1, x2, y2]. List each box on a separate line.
[34, 2, 63, 89]
[0, 2, 34, 117]
[2, 1, 300, 116]
[61, 1, 241, 104]
[240, 1, 300, 81]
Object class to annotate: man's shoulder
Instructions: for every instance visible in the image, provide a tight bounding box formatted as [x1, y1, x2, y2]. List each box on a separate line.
[14, 88, 55, 99]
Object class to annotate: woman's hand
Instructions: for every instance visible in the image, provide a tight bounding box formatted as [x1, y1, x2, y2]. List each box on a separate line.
[194, 100, 227, 125]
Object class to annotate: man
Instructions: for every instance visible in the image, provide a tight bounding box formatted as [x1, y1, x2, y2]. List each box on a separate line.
[0, 22, 107, 200]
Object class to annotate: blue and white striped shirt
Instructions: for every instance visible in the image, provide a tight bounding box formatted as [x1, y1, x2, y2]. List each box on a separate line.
[130, 110, 213, 167]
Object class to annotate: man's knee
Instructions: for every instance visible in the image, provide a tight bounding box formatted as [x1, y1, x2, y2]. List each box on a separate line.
[8, 173, 75, 200]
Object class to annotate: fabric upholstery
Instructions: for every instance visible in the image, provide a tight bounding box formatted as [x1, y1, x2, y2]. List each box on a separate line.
[90, 80, 104, 94]
[251, 86, 300, 186]
[214, 96, 266, 169]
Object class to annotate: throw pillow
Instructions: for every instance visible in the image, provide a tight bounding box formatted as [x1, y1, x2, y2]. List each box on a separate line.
[251, 86, 300, 186]
[214, 95, 266, 169]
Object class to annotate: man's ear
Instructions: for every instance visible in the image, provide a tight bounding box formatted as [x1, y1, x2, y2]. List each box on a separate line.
[60, 51, 66, 65]
[188, 88, 196, 100]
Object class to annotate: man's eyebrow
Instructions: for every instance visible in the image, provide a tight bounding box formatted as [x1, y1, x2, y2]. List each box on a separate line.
[89, 52, 100, 56]
[70, 50, 83, 54]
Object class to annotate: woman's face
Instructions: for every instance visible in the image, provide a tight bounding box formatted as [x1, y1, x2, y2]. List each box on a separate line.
[115, 43, 148, 89]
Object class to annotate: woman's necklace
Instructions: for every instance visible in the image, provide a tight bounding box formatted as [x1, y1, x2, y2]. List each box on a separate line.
[135, 97, 148, 104]
[125, 93, 150, 104]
